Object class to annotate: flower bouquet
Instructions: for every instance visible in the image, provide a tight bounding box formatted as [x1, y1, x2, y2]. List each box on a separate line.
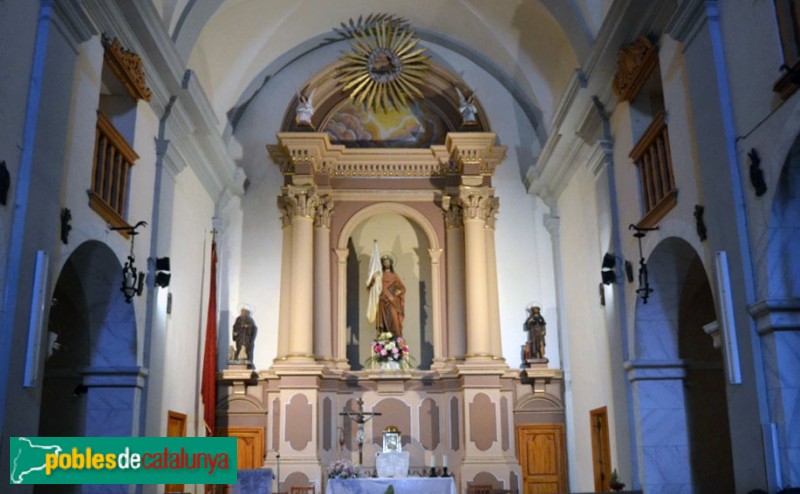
[366, 332, 410, 370]
[328, 458, 359, 479]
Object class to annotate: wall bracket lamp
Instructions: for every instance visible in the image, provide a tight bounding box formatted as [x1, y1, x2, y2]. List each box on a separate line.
[111, 221, 147, 302]
[629, 224, 659, 304]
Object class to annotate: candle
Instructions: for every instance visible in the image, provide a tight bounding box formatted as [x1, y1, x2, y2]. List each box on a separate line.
[442, 455, 448, 468]
[430, 453, 436, 468]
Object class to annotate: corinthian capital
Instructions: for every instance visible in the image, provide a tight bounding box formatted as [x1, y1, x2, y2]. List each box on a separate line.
[277, 195, 293, 228]
[280, 184, 320, 218]
[484, 196, 500, 229]
[458, 187, 496, 222]
[314, 195, 334, 229]
[441, 195, 463, 229]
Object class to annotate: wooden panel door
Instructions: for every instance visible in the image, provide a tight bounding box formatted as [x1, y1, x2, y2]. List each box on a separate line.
[590, 407, 612, 492]
[217, 426, 265, 470]
[165, 411, 187, 493]
[517, 424, 566, 494]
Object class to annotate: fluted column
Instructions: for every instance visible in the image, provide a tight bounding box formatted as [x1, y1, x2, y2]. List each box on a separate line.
[276, 196, 293, 359]
[313, 195, 333, 360]
[460, 187, 494, 359]
[485, 197, 502, 359]
[283, 184, 319, 359]
[444, 201, 466, 359]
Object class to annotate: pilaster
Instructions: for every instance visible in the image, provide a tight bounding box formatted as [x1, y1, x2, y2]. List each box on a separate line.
[443, 197, 466, 361]
[313, 195, 334, 363]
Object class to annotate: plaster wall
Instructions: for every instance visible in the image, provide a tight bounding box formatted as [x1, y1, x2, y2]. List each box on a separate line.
[556, 164, 609, 493]
[162, 167, 215, 435]
[0, 0, 38, 311]
[719, 0, 785, 144]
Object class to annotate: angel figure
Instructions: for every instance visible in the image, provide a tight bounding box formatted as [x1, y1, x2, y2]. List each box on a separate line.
[295, 88, 315, 127]
[455, 86, 478, 127]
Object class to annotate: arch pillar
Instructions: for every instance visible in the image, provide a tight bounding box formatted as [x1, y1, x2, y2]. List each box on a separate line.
[749, 300, 800, 487]
[625, 360, 692, 493]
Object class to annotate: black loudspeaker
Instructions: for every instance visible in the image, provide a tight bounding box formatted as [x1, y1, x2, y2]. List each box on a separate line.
[155, 272, 171, 288]
[601, 253, 616, 285]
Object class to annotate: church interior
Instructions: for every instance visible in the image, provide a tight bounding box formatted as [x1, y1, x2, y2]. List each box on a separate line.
[1, 1, 799, 493]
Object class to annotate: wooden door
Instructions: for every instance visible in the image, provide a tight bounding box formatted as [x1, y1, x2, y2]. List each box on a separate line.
[516, 424, 567, 494]
[590, 407, 612, 492]
[165, 411, 187, 493]
[217, 426, 265, 469]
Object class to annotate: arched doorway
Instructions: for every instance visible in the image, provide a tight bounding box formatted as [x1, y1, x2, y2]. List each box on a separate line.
[630, 237, 734, 493]
[37, 241, 140, 470]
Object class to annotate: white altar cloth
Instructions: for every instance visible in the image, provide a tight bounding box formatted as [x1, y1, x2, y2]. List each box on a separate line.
[327, 477, 456, 494]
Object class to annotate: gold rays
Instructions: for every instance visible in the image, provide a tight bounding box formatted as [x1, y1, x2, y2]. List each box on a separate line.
[336, 16, 430, 113]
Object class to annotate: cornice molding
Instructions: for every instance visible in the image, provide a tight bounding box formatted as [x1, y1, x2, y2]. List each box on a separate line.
[666, 0, 707, 49]
[268, 132, 505, 178]
[549, 69, 587, 132]
[53, 0, 97, 52]
[586, 139, 615, 179]
[748, 299, 800, 334]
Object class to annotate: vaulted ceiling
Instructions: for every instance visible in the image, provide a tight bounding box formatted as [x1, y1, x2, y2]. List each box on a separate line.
[151, 0, 611, 138]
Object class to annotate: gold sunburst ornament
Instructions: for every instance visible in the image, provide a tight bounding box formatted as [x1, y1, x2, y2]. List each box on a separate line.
[336, 15, 430, 112]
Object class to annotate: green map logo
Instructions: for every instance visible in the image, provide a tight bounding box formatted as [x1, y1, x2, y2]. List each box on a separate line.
[9, 437, 237, 485]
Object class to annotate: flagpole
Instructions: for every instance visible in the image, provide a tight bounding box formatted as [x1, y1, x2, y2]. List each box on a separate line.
[193, 230, 209, 439]
[202, 227, 219, 436]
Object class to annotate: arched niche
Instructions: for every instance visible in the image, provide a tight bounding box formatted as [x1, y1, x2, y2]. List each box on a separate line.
[336, 203, 442, 370]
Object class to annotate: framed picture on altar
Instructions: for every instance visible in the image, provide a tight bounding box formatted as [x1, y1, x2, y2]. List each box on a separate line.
[382, 426, 401, 452]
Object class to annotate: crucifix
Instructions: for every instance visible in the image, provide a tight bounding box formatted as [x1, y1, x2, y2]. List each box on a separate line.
[339, 397, 382, 465]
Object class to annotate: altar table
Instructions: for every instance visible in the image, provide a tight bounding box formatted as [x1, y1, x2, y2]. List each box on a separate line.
[231, 468, 274, 494]
[327, 477, 456, 494]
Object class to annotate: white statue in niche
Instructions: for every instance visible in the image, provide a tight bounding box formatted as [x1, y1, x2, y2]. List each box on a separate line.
[295, 88, 315, 127]
[455, 86, 478, 127]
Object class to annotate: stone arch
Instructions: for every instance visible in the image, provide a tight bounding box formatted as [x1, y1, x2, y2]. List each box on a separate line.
[629, 236, 734, 492]
[766, 134, 800, 299]
[337, 202, 441, 251]
[516, 393, 563, 411]
[633, 237, 704, 361]
[38, 240, 141, 442]
[468, 471, 502, 491]
[336, 203, 442, 370]
[753, 131, 800, 488]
